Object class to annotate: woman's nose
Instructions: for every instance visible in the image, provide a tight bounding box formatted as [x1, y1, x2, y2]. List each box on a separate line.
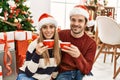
[46, 27, 51, 32]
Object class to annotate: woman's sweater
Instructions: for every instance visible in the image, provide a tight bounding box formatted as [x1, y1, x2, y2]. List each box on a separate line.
[19, 39, 58, 80]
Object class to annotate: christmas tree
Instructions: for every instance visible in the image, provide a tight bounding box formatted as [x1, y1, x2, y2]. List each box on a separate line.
[0, 0, 36, 32]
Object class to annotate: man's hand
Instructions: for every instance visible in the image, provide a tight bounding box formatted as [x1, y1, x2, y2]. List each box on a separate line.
[61, 44, 81, 58]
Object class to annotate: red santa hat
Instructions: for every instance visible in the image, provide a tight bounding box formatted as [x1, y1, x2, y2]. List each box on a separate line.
[70, 5, 89, 19]
[70, 5, 95, 27]
[37, 13, 57, 29]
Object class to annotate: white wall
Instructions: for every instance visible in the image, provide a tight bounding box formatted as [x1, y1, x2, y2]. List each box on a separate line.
[29, 0, 50, 27]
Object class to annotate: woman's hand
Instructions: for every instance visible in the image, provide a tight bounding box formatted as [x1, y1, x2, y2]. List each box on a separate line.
[61, 44, 81, 58]
[35, 42, 48, 55]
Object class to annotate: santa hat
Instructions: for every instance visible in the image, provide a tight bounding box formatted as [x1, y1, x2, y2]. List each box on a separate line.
[37, 13, 57, 30]
[70, 5, 95, 27]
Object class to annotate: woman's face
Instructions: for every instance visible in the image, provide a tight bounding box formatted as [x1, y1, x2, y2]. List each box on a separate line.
[41, 23, 56, 39]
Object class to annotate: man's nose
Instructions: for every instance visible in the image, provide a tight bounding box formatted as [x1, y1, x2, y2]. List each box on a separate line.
[74, 21, 79, 26]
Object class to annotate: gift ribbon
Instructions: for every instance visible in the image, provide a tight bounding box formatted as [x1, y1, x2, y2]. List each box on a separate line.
[0, 32, 14, 76]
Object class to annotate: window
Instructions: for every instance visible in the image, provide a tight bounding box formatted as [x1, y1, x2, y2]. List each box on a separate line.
[107, 0, 120, 23]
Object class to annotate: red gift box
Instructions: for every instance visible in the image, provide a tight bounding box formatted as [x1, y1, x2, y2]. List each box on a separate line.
[15, 31, 32, 72]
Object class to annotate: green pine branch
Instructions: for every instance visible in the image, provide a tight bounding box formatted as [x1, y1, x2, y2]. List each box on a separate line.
[0, 0, 36, 32]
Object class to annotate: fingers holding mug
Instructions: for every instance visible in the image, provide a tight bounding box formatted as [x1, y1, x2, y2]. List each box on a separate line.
[36, 42, 48, 55]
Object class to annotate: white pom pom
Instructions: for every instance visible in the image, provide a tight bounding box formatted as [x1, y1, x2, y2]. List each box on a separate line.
[87, 20, 95, 27]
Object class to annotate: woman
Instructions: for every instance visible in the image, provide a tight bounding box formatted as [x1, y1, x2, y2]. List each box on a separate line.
[16, 13, 61, 80]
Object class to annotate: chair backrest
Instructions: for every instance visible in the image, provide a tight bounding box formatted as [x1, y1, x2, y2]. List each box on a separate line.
[96, 16, 120, 45]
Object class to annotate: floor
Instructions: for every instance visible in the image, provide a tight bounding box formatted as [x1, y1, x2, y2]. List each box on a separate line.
[92, 53, 120, 80]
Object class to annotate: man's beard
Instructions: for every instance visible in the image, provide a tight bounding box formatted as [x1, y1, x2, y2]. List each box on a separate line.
[71, 25, 83, 34]
[72, 29, 82, 34]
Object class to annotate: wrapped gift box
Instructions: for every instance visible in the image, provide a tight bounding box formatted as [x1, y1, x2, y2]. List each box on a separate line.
[14, 31, 32, 71]
[14, 31, 32, 40]
[0, 50, 17, 80]
[0, 32, 15, 51]
[15, 40, 30, 71]
[0, 65, 3, 80]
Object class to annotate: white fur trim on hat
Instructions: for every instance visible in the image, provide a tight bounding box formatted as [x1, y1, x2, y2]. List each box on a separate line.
[70, 7, 89, 19]
[37, 17, 57, 30]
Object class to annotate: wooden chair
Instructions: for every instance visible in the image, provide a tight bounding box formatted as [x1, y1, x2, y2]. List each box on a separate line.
[95, 7, 115, 63]
[113, 66, 120, 79]
[94, 16, 120, 78]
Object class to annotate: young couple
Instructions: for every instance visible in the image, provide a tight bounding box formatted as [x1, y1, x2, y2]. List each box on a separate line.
[16, 5, 96, 80]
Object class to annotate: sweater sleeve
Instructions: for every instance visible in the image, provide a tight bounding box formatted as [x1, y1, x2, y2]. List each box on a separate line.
[23, 39, 41, 77]
[74, 41, 96, 74]
[25, 51, 40, 77]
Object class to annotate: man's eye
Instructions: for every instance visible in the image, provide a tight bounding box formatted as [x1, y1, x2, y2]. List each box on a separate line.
[71, 19, 76, 22]
[78, 19, 83, 22]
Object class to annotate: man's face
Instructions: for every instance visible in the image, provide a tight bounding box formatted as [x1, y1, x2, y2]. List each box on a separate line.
[70, 14, 87, 35]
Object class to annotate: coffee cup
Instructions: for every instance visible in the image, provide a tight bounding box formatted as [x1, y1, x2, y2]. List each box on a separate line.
[60, 42, 71, 49]
[43, 40, 54, 49]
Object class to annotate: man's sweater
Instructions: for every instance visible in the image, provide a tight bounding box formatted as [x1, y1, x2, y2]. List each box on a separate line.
[58, 30, 96, 74]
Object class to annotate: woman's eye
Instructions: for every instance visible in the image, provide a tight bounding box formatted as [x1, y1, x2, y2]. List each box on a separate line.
[42, 25, 47, 29]
[50, 25, 55, 28]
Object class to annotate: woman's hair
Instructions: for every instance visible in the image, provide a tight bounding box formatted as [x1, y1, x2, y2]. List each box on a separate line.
[37, 25, 61, 65]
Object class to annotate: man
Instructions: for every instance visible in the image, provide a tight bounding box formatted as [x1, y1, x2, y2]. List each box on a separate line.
[56, 5, 97, 80]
